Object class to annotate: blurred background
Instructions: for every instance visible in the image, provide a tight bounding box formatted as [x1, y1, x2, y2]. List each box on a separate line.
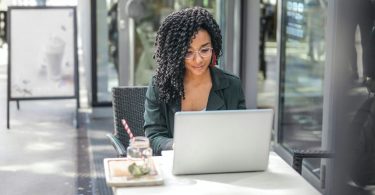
[0, 0, 374, 195]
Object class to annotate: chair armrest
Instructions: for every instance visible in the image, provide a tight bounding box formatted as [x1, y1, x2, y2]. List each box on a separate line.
[292, 149, 334, 174]
[106, 134, 127, 157]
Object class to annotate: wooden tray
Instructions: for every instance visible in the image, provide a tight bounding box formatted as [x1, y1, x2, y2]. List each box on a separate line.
[103, 158, 164, 187]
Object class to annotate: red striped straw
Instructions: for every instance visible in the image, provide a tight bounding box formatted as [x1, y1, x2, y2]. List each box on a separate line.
[121, 119, 134, 140]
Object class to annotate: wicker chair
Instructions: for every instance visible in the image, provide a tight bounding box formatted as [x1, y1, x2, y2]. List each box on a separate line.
[107, 86, 148, 157]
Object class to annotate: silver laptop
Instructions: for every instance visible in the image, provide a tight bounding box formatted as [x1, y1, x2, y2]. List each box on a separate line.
[172, 109, 273, 175]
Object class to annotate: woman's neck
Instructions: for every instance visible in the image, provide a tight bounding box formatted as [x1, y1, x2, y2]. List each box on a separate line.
[184, 68, 211, 86]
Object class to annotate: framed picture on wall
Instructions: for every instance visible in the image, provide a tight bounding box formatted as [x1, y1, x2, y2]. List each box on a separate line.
[8, 7, 78, 99]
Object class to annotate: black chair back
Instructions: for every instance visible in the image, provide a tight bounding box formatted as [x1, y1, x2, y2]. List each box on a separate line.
[112, 86, 147, 149]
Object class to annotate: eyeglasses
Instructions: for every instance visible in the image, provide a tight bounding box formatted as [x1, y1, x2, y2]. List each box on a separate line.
[185, 47, 213, 59]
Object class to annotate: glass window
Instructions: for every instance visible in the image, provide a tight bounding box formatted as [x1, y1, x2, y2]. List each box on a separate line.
[94, 0, 221, 104]
[132, 0, 220, 86]
[95, 0, 119, 103]
[258, 0, 278, 109]
[0, 11, 6, 47]
[278, 0, 327, 177]
[5, 0, 77, 6]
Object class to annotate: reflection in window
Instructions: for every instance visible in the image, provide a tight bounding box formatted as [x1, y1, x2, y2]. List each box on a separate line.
[5, 0, 77, 6]
[95, 0, 219, 103]
[96, 0, 119, 102]
[258, 0, 278, 109]
[132, 0, 219, 85]
[279, 0, 327, 177]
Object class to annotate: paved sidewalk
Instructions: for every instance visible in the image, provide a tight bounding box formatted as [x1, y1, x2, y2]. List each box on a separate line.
[0, 100, 87, 195]
[87, 117, 116, 195]
[0, 45, 96, 195]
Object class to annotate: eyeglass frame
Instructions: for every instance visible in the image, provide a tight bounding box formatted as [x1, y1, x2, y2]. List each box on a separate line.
[184, 47, 213, 60]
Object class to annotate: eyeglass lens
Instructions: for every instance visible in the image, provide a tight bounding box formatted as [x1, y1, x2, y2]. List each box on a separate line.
[185, 47, 212, 59]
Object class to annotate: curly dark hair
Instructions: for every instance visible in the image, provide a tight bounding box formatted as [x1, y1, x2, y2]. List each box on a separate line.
[153, 7, 222, 104]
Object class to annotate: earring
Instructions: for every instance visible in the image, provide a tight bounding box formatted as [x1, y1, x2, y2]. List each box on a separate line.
[210, 52, 217, 67]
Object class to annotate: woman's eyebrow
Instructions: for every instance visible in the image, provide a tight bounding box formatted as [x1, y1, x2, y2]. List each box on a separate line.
[200, 42, 211, 47]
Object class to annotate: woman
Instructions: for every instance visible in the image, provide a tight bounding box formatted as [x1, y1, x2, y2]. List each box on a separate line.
[144, 7, 246, 155]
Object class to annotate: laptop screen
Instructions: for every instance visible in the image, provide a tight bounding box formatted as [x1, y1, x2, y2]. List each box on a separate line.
[172, 109, 273, 175]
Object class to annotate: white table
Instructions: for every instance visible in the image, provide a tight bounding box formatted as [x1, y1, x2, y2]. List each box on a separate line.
[113, 151, 321, 195]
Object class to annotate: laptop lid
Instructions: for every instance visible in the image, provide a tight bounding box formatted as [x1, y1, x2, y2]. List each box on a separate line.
[172, 109, 273, 175]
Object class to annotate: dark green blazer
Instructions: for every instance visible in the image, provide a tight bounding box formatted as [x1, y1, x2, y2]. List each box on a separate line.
[144, 67, 246, 155]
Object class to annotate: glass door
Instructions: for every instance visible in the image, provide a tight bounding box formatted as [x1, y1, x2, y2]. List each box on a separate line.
[93, 0, 224, 105]
[118, 0, 223, 87]
[277, 0, 327, 177]
[92, 0, 119, 106]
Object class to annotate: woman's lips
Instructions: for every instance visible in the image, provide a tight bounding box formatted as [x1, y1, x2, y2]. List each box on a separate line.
[193, 65, 204, 69]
